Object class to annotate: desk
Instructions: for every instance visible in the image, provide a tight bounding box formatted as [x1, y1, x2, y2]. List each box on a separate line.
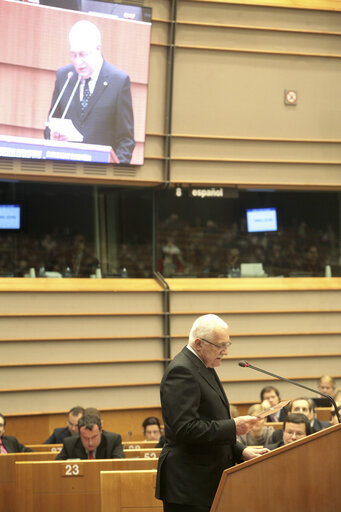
[124, 448, 161, 459]
[26, 444, 62, 452]
[101, 469, 162, 512]
[0, 452, 56, 512]
[16, 457, 158, 512]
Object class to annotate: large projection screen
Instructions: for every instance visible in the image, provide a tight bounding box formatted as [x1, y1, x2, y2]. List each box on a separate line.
[0, 0, 152, 165]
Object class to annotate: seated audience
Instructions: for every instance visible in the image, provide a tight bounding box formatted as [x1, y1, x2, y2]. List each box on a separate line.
[318, 375, 335, 397]
[266, 413, 311, 450]
[260, 385, 288, 422]
[0, 413, 33, 453]
[271, 397, 330, 444]
[56, 414, 124, 460]
[142, 416, 165, 447]
[237, 404, 274, 447]
[44, 405, 84, 444]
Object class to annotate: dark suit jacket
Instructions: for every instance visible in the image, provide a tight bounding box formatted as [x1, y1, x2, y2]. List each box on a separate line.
[265, 439, 284, 450]
[45, 60, 135, 164]
[266, 406, 288, 423]
[311, 418, 331, 433]
[55, 431, 124, 460]
[1, 435, 33, 453]
[155, 346, 243, 507]
[44, 426, 71, 444]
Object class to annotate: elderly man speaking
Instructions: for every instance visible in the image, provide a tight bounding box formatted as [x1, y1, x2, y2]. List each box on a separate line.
[156, 314, 268, 512]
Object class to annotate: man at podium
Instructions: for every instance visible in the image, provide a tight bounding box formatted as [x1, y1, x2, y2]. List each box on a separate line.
[45, 20, 135, 164]
[155, 314, 268, 512]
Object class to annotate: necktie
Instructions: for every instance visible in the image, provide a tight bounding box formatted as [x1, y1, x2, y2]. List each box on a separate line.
[0, 438, 7, 454]
[88, 450, 94, 459]
[81, 78, 91, 112]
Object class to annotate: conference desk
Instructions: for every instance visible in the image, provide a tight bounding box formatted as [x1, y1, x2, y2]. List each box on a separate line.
[0, 452, 56, 512]
[26, 443, 62, 452]
[124, 447, 161, 459]
[15, 457, 159, 512]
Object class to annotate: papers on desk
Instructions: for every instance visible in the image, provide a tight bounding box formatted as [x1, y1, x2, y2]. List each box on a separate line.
[48, 118, 83, 142]
[256, 400, 290, 419]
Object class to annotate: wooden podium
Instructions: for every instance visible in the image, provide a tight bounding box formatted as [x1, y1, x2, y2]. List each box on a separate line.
[211, 424, 341, 512]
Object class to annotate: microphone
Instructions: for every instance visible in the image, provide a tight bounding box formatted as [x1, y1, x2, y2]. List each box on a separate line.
[124, 430, 133, 446]
[238, 360, 341, 424]
[61, 75, 81, 119]
[48, 71, 73, 121]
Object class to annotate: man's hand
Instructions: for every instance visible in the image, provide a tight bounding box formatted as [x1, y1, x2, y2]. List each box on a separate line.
[242, 446, 270, 460]
[234, 415, 260, 436]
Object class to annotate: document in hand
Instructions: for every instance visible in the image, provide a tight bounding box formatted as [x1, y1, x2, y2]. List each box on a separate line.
[48, 118, 83, 142]
[256, 400, 290, 419]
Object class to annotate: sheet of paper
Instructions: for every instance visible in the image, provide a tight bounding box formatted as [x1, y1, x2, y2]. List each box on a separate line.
[48, 118, 83, 142]
[256, 399, 290, 419]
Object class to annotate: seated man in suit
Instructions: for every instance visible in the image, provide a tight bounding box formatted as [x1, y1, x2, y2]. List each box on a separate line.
[0, 413, 33, 453]
[266, 413, 311, 450]
[56, 414, 125, 460]
[45, 20, 135, 164]
[44, 405, 84, 444]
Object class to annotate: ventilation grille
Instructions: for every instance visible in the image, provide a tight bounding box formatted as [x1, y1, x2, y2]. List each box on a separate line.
[51, 161, 78, 174]
[83, 164, 108, 176]
[113, 166, 137, 177]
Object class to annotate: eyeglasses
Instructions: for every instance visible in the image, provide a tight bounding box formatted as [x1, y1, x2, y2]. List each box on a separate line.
[199, 337, 232, 350]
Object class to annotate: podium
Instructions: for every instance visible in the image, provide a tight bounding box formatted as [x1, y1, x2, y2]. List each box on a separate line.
[211, 424, 341, 512]
[0, 135, 118, 164]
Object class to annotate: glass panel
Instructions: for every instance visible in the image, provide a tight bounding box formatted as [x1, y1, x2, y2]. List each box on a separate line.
[157, 188, 341, 278]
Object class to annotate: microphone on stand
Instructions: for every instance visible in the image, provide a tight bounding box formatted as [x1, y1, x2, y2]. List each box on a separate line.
[238, 360, 341, 424]
[124, 430, 133, 447]
[48, 71, 74, 121]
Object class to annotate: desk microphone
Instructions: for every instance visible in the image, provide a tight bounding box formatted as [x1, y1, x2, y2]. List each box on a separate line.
[124, 430, 133, 446]
[238, 360, 341, 424]
[48, 71, 73, 121]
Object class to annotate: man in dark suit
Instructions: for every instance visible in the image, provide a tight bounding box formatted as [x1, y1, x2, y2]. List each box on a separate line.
[45, 20, 135, 164]
[44, 405, 84, 444]
[155, 314, 268, 512]
[55, 414, 124, 460]
[0, 413, 32, 453]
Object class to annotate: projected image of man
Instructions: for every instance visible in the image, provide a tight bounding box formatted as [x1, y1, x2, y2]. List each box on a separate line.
[45, 20, 135, 164]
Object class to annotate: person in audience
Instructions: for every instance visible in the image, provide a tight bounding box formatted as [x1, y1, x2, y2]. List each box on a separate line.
[306, 398, 331, 433]
[265, 413, 311, 450]
[0, 413, 33, 453]
[318, 375, 335, 397]
[260, 385, 288, 422]
[237, 404, 274, 447]
[56, 414, 125, 460]
[142, 416, 165, 447]
[44, 405, 84, 444]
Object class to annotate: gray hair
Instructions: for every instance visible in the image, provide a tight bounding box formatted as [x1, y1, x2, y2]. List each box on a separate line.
[69, 20, 101, 48]
[189, 314, 228, 346]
